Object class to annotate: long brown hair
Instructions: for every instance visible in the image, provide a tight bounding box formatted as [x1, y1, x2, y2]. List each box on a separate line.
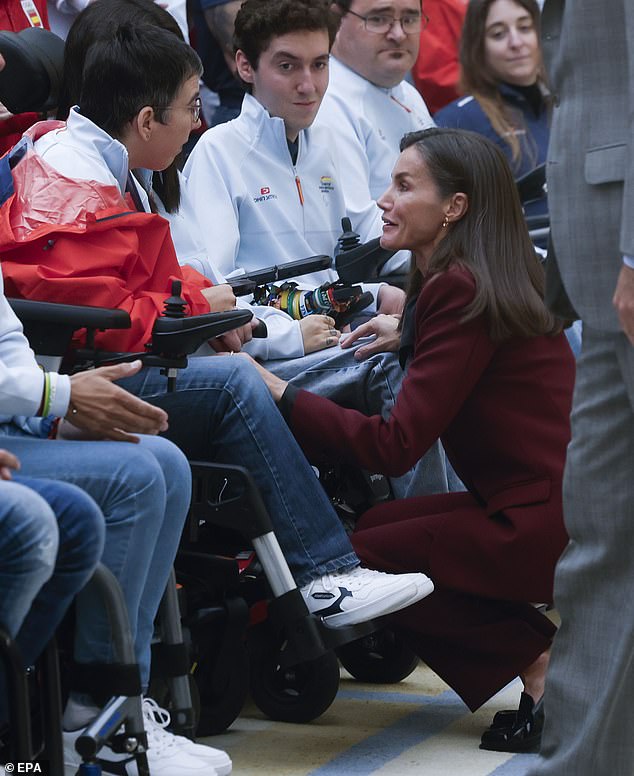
[459, 0, 545, 165]
[401, 127, 560, 342]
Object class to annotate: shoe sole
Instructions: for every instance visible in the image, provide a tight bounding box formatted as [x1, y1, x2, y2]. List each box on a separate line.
[321, 577, 434, 628]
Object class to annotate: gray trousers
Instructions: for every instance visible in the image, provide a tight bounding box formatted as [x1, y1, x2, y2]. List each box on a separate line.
[531, 326, 634, 775]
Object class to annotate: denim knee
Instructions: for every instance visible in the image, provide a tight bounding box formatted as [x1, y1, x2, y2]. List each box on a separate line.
[1, 480, 59, 577]
[50, 482, 105, 575]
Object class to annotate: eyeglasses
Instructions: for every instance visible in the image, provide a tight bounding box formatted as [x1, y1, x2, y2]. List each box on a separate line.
[155, 96, 202, 123]
[345, 9, 429, 35]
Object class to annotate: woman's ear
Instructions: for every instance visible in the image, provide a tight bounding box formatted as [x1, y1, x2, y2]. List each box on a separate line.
[235, 50, 255, 85]
[445, 192, 468, 223]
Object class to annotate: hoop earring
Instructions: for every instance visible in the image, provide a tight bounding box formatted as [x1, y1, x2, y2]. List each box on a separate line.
[441, 215, 449, 229]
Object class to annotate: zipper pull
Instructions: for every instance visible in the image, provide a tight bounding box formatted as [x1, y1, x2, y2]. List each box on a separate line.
[295, 175, 305, 206]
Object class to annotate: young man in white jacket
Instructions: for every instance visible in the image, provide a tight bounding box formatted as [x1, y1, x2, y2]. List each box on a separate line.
[183, 0, 406, 356]
[314, 0, 435, 274]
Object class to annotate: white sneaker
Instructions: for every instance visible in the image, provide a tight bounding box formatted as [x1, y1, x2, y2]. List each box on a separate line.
[301, 566, 434, 627]
[63, 722, 214, 776]
[143, 698, 231, 775]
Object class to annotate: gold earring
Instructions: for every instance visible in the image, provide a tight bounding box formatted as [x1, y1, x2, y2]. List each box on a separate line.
[442, 215, 449, 228]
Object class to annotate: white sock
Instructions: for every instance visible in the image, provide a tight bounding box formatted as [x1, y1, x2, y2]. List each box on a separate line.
[62, 693, 100, 732]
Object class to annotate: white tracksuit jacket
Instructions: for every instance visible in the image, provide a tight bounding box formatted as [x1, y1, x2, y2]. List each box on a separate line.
[183, 94, 386, 357]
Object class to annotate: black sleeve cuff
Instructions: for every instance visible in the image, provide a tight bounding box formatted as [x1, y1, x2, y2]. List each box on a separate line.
[278, 383, 300, 424]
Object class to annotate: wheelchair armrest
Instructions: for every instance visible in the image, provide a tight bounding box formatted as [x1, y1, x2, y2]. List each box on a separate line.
[516, 163, 546, 204]
[150, 309, 254, 357]
[229, 278, 258, 297]
[8, 298, 131, 356]
[228, 255, 332, 290]
[335, 238, 396, 284]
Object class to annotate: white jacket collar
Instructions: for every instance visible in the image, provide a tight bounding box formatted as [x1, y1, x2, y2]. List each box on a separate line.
[239, 93, 309, 162]
[65, 107, 130, 194]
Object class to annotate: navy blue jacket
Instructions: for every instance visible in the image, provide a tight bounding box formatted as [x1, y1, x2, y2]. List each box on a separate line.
[435, 83, 549, 221]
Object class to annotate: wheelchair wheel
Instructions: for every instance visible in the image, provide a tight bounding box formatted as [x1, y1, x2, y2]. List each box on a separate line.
[249, 628, 340, 723]
[193, 638, 250, 736]
[336, 628, 419, 684]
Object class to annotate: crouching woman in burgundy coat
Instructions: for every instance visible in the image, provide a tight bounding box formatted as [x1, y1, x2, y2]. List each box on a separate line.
[246, 127, 575, 749]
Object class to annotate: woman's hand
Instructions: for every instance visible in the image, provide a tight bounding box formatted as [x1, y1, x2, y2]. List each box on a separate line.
[341, 314, 401, 360]
[68, 360, 168, 443]
[0, 449, 20, 480]
[299, 315, 340, 354]
[231, 353, 289, 403]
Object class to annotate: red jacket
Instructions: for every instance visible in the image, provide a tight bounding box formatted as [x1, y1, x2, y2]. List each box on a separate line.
[0, 123, 212, 353]
[288, 267, 574, 518]
[0, 0, 50, 155]
[412, 0, 467, 115]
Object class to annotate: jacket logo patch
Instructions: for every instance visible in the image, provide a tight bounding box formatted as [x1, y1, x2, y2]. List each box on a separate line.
[253, 186, 278, 203]
[319, 176, 334, 194]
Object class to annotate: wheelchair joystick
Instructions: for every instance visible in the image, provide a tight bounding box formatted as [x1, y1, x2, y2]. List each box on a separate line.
[335, 217, 361, 255]
[162, 280, 187, 318]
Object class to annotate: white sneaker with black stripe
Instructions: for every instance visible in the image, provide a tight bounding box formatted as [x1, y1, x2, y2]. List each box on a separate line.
[63, 716, 215, 776]
[142, 698, 231, 775]
[300, 566, 434, 627]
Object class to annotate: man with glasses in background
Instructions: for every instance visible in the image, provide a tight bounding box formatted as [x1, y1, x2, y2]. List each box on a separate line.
[315, 0, 434, 275]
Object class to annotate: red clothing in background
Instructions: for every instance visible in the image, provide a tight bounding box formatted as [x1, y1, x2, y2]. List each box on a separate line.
[0, 0, 51, 155]
[412, 0, 467, 115]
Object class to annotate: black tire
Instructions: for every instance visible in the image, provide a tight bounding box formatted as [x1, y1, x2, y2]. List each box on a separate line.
[193, 639, 250, 736]
[249, 629, 340, 723]
[337, 628, 419, 684]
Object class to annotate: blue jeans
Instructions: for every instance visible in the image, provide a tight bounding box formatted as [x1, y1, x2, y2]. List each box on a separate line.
[0, 434, 190, 688]
[118, 356, 359, 586]
[0, 475, 103, 720]
[0, 478, 59, 640]
[265, 345, 451, 498]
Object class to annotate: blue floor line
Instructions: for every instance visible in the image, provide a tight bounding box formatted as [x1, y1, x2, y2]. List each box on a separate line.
[307, 690, 468, 775]
[335, 688, 452, 705]
[489, 754, 539, 775]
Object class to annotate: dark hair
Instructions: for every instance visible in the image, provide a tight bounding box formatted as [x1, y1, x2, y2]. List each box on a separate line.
[400, 127, 560, 341]
[57, 0, 183, 121]
[459, 0, 546, 165]
[234, 0, 340, 81]
[80, 24, 201, 136]
[58, 0, 188, 212]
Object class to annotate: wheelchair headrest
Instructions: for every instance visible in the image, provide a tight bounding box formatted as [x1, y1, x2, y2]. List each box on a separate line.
[0, 27, 65, 114]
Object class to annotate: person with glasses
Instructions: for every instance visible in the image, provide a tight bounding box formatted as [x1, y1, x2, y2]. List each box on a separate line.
[314, 0, 435, 276]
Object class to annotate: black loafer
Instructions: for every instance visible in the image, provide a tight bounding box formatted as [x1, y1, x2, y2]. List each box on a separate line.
[479, 692, 544, 753]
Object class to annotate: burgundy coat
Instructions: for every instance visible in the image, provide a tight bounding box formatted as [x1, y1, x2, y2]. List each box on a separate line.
[289, 267, 574, 518]
[286, 267, 575, 708]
